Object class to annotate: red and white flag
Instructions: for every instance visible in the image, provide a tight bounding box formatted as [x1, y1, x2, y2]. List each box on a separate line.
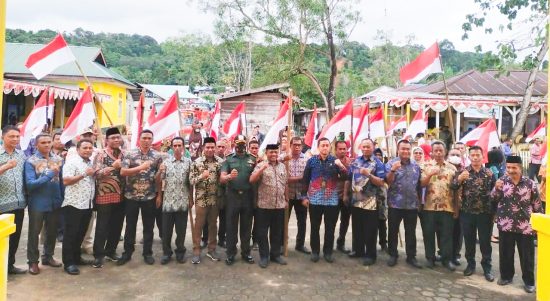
[145, 93, 181, 144]
[352, 105, 370, 155]
[130, 91, 145, 148]
[25, 34, 77, 80]
[260, 97, 290, 151]
[369, 108, 385, 139]
[304, 105, 319, 150]
[209, 100, 222, 141]
[60, 87, 96, 144]
[387, 115, 407, 135]
[223, 102, 246, 140]
[525, 122, 546, 143]
[399, 42, 443, 86]
[19, 91, 54, 150]
[459, 119, 499, 146]
[316, 99, 353, 151]
[404, 108, 427, 139]
[474, 119, 500, 163]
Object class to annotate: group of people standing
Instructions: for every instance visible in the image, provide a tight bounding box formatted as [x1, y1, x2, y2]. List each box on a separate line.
[0, 124, 543, 294]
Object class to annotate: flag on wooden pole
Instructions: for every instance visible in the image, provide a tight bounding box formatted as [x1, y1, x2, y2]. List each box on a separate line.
[399, 42, 443, 86]
[260, 97, 290, 151]
[60, 87, 96, 144]
[526, 122, 546, 143]
[314, 98, 353, 152]
[145, 92, 181, 144]
[304, 105, 319, 150]
[25, 34, 76, 80]
[404, 108, 427, 139]
[223, 101, 246, 140]
[209, 100, 221, 141]
[130, 90, 145, 148]
[19, 90, 54, 150]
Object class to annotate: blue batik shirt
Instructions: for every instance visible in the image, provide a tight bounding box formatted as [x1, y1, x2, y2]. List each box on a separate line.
[302, 154, 342, 206]
[385, 157, 421, 210]
[348, 155, 386, 209]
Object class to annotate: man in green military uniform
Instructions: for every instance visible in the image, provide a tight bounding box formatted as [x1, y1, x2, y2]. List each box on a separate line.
[220, 135, 257, 265]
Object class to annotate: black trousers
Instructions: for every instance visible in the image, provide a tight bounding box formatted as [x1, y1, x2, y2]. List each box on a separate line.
[461, 212, 492, 272]
[154, 206, 163, 239]
[422, 211, 454, 263]
[256, 208, 284, 259]
[452, 216, 463, 259]
[123, 199, 156, 257]
[528, 163, 541, 182]
[162, 211, 188, 256]
[388, 208, 418, 259]
[62, 206, 92, 266]
[225, 189, 253, 258]
[93, 202, 126, 259]
[252, 208, 258, 244]
[336, 199, 351, 248]
[202, 223, 209, 244]
[288, 199, 308, 248]
[499, 231, 535, 286]
[309, 204, 339, 255]
[218, 208, 226, 243]
[7, 208, 25, 267]
[27, 209, 60, 263]
[378, 218, 387, 246]
[351, 207, 378, 259]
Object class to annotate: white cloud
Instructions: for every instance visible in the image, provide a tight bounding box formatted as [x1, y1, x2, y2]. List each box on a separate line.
[6, 0, 531, 53]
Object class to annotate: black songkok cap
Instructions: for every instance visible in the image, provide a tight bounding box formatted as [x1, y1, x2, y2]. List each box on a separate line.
[506, 155, 522, 164]
[204, 137, 216, 144]
[266, 144, 279, 150]
[105, 127, 120, 138]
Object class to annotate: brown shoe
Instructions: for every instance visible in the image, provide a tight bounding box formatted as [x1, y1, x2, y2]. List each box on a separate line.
[28, 263, 40, 275]
[42, 257, 62, 268]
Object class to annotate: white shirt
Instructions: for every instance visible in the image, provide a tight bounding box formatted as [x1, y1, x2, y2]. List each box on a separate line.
[62, 156, 95, 210]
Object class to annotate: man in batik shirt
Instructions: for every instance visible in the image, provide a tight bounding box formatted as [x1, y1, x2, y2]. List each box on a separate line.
[451, 145, 496, 282]
[157, 137, 192, 265]
[491, 155, 542, 294]
[421, 141, 457, 271]
[344, 138, 385, 266]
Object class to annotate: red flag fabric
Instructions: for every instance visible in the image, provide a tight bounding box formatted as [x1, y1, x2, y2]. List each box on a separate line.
[474, 119, 499, 163]
[60, 87, 96, 144]
[130, 91, 145, 148]
[304, 105, 319, 149]
[399, 42, 442, 86]
[404, 108, 427, 139]
[316, 99, 353, 151]
[353, 104, 370, 154]
[387, 115, 407, 135]
[369, 108, 385, 139]
[525, 122, 546, 143]
[209, 100, 221, 141]
[20, 91, 53, 150]
[223, 102, 246, 140]
[25, 34, 76, 80]
[145, 93, 181, 144]
[260, 97, 290, 151]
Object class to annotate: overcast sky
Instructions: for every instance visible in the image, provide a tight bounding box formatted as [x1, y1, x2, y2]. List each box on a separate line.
[6, 0, 528, 53]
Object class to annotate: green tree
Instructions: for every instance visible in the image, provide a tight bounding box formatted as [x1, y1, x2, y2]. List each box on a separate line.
[462, 0, 548, 140]
[201, 0, 361, 118]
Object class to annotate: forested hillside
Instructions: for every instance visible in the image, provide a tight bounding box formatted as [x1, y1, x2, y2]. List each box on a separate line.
[6, 28, 500, 107]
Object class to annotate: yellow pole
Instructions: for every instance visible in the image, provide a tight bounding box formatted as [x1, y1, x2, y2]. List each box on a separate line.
[0, 0, 6, 126]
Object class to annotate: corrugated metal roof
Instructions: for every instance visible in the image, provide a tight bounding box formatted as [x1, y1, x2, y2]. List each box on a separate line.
[141, 84, 197, 100]
[219, 83, 289, 100]
[400, 69, 547, 96]
[4, 43, 135, 87]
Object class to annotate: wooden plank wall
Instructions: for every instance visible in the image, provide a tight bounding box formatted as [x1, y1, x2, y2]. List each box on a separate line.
[220, 92, 285, 137]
